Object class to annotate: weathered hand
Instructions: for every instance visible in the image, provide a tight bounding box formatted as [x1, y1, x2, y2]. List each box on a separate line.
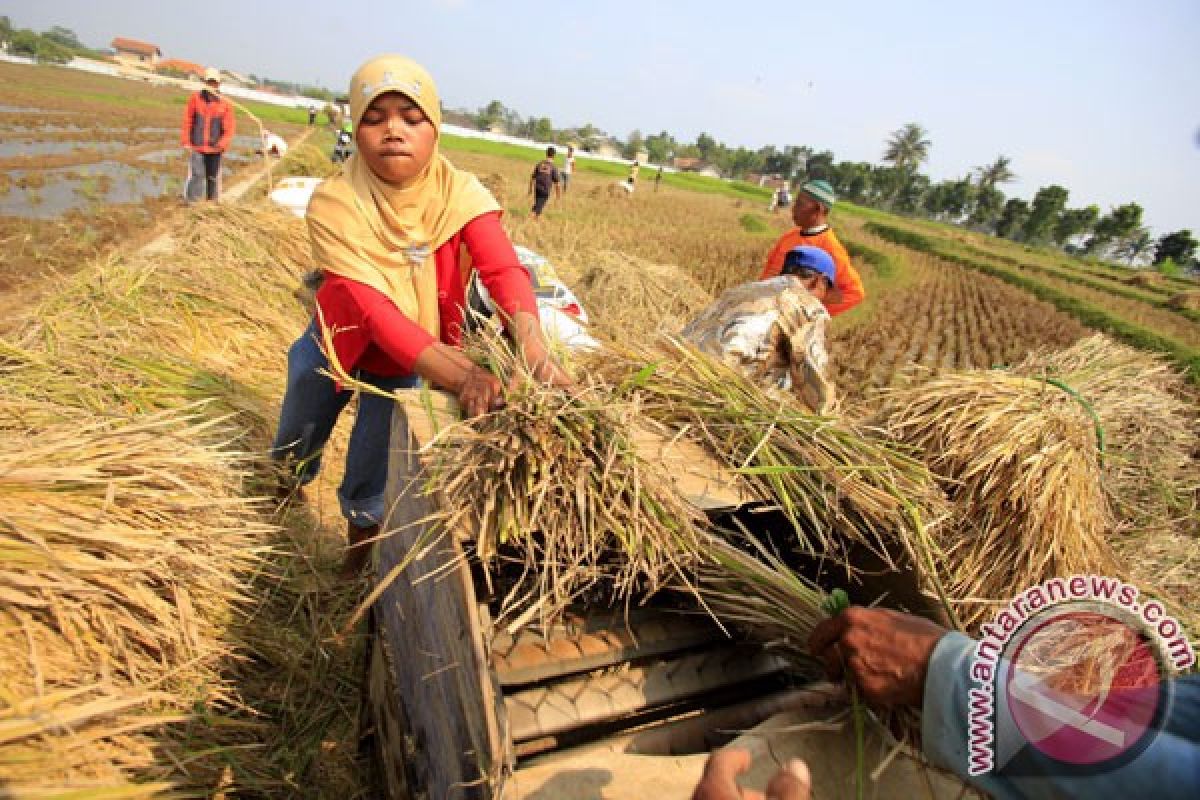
[807, 607, 947, 708]
[526, 346, 573, 388]
[456, 364, 503, 418]
[692, 749, 811, 800]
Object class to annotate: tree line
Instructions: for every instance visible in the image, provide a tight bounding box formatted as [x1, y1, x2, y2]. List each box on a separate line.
[0, 18, 104, 64]
[464, 101, 1196, 272]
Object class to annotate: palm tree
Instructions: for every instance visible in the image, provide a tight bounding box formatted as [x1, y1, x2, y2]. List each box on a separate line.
[974, 155, 1016, 191]
[883, 123, 932, 174]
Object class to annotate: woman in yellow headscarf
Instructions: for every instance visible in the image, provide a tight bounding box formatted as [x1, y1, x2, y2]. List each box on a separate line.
[271, 54, 569, 577]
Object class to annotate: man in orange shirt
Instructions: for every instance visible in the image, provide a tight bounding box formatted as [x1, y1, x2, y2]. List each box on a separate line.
[180, 68, 236, 203]
[760, 179, 864, 316]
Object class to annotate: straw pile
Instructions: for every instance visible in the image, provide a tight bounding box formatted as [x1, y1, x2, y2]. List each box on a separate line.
[1167, 290, 1200, 311]
[1124, 272, 1164, 289]
[881, 371, 1115, 630]
[0, 403, 269, 791]
[568, 250, 712, 339]
[582, 337, 952, 609]
[876, 334, 1197, 631]
[1013, 334, 1198, 525]
[0, 201, 353, 794]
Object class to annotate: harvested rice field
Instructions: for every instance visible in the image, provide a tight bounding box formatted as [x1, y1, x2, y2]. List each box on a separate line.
[0, 61, 306, 293]
[1, 60, 1196, 799]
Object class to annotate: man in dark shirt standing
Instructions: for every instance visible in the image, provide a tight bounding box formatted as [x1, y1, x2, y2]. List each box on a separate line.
[529, 146, 561, 219]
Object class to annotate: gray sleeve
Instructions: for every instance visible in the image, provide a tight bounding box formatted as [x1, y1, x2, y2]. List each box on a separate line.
[920, 632, 1200, 799]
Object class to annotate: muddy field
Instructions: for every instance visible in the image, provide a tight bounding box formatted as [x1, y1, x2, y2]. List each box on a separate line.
[0, 61, 305, 292]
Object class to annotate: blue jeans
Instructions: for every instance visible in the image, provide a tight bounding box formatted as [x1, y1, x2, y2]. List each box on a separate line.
[271, 322, 418, 528]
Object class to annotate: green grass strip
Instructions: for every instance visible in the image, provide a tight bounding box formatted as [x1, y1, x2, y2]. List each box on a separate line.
[952, 243, 1200, 324]
[843, 239, 898, 280]
[440, 133, 773, 202]
[865, 221, 1200, 384]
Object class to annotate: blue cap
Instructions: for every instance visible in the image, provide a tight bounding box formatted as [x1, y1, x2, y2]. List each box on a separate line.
[781, 246, 836, 286]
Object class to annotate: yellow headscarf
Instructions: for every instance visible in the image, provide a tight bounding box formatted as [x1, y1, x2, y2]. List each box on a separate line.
[306, 54, 499, 338]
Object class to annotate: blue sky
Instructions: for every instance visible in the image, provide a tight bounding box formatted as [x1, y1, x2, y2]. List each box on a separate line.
[7, 0, 1199, 235]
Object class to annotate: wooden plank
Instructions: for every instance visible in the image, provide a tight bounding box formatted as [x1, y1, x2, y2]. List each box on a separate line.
[371, 398, 510, 798]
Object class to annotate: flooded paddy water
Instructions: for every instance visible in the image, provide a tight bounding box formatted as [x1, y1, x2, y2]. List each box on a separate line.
[0, 60, 307, 293]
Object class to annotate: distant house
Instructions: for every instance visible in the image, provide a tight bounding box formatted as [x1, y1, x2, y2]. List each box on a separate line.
[156, 58, 205, 79]
[593, 141, 622, 159]
[111, 37, 161, 68]
[220, 69, 253, 87]
[673, 157, 721, 178]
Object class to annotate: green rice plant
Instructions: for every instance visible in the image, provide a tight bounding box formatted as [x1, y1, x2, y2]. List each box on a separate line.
[738, 213, 771, 234]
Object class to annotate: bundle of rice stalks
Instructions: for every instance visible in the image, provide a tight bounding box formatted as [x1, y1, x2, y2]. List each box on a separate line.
[569, 250, 712, 339]
[0, 401, 270, 791]
[880, 371, 1116, 631]
[583, 337, 953, 617]
[691, 532, 831, 668]
[322, 325, 707, 632]
[272, 140, 340, 181]
[1167, 290, 1200, 311]
[1012, 334, 1198, 525]
[1123, 271, 1165, 289]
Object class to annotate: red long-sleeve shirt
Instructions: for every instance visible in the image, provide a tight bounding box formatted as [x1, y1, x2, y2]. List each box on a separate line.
[315, 210, 538, 377]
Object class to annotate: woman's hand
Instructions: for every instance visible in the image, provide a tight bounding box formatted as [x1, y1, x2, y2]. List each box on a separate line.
[413, 343, 504, 418]
[456, 363, 503, 418]
[510, 311, 574, 389]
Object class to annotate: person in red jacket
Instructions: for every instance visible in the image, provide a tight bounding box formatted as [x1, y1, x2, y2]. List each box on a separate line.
[759, 179, 865, 317]
[271, 54, 569, 578]
[180, 67, 236, 202]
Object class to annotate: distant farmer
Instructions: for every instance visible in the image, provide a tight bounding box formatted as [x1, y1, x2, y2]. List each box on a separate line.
[261, 130, 288, 158]
[759, 179, 864, 316]
[628, 159, 640, 186]
[529, 146, 561, 219]
[770, 183, 791, 212]
[307, 105, 317, 126]
[561, 144, 576, 192]
[654, 166, 663, 191]
[180, 67, 235, 203]
[682, 247, 837, 414]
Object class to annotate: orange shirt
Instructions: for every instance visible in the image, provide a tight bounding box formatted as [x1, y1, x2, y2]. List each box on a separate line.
[760, 226, 865, 316]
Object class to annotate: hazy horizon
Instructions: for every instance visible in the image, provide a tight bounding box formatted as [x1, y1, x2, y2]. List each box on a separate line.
[5, 0, 1198, 238]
